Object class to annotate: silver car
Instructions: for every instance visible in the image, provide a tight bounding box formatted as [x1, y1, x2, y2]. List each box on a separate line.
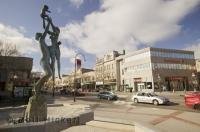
[132, 92, 169, 105]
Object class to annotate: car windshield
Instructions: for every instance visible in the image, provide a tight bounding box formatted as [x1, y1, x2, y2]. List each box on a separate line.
[148, 93, 158, 97]
[100, 91, 114, 95]
[107, 92, 114, 95]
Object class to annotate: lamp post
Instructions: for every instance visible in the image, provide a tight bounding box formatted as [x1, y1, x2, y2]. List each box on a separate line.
[157, 74, 161, 93]
[12, 74, 18, 98]
[73, 52, 86, 102]
[32, 74, 36, 95]
[102, 60, 105, 91]
[192, 72, 197, 92]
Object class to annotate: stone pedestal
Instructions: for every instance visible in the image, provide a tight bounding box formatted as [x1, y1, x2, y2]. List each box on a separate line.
[24, 94, 47, 122]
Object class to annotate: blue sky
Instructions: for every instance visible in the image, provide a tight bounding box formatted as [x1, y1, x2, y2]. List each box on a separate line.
[0, 0, 200, 75]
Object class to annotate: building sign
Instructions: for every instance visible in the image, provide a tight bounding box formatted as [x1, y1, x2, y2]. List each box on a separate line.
[96, 81, 103, 85]
[133, 78, 142, 82]
[164, 59, 184, 64]
[14, 86, 32, 98]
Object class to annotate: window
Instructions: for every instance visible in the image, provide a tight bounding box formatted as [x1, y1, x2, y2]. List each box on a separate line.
[137, 93, 144, 96]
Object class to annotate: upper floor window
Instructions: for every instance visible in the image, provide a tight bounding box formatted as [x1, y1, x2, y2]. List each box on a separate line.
[151, 51, 194, 59]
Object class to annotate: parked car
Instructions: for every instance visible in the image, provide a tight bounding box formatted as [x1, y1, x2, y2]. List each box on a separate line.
[73, 90, 85, 96]
[132, 92, 169, 105]
[97, 91, 118, 100]
[59, 88, 71, 95]
[185, 92, 200, 110]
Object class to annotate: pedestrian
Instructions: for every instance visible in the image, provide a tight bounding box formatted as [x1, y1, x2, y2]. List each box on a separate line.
[163, 85, 166, 92]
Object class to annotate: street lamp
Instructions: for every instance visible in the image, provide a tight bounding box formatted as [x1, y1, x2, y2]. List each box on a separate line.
[192, 72, 197, 92]
[157, 74, 162, 92]
[12, 74, 18, 98]
[73, 52, 86, 102]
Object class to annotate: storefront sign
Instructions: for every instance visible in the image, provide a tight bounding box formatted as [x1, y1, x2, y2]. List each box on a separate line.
[164, 59, 183, 64]
[14, 87, 23, 97]
[14, 86, 32, 98]
[133, 78, 142, 82]
[96, 81, 103, 85]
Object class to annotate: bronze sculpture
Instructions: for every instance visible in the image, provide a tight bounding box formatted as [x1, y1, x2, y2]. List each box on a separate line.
[24, 5, 61, 122]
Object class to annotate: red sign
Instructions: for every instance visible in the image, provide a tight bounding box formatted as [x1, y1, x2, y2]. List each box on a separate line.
[133, 78, 142, 82]
[76, 59, 81, 69]
[168, 76, 185, 81]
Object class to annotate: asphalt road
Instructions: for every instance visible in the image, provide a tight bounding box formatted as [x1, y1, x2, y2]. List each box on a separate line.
[0, 92, 199, 127]
[46, 93, 199, 113]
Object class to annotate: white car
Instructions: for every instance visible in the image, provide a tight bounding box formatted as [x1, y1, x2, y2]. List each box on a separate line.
[132, 92, 169, 105]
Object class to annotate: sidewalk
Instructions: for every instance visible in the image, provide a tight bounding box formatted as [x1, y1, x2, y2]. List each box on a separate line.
[64, 105, 200, 132]
[94, 105, 200, 132]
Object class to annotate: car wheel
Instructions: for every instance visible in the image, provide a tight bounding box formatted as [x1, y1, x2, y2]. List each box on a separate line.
[194, 104, 200, 110]
[134, 98, 138, 103]
[153, 100, 159, 105]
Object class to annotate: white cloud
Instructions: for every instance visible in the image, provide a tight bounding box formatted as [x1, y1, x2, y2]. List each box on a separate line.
[185, 39, 200, 59]
[32, 65, 43, 72]
[60, 45, 76, 59]
[61, 0, 200, 55]
[18, 26, 26, 33]
[69, 0, 84, 8]
[0, 23, 38, 56]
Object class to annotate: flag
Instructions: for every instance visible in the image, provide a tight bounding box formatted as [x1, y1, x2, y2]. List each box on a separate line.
[76, 59, 81, 70]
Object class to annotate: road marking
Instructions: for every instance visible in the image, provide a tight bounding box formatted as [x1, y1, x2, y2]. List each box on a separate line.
[173, 117, 200, 127]
[150, 111, 184, 125]
[95, 108, 163, 117]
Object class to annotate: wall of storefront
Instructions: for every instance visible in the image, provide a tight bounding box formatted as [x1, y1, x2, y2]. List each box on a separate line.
[0, 56, 33, 98]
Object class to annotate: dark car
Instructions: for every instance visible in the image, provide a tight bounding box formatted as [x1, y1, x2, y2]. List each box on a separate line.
[60, 89, 71, 95]
[185, 92, 200, 110]
[74, 90, 85, 96]
[70, 90, 85, 96]
[97, 91, 118, 100]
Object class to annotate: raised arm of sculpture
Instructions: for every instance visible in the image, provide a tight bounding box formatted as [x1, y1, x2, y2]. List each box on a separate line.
[48, 19, 62, 79]
[35, 19, 52, 93]
[56, 41, 61, 79]
[41, 17, 52, 40]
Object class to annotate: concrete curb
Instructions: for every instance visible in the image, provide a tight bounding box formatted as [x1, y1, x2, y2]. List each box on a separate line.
[94, 116, 165, 132]
[0, 104, 64, 111]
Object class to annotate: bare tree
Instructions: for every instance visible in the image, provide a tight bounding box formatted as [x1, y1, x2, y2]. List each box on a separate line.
[0, 41, 20, 56]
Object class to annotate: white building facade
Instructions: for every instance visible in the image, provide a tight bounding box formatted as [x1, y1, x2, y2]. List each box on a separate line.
[117, 47, 196, 92]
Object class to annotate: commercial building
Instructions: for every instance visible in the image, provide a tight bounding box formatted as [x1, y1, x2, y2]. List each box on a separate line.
[95, 51, 125, 91]
[117, 47, 196, 92]
[0, 56, 33, 98]
[61, 68, 95, 91]
[81, 70, 96, 92]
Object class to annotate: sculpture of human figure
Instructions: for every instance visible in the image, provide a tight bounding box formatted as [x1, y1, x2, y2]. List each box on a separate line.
[48, 19, 62, 79]
[35, 18, 52, 94]
[40, 5, 51, 29]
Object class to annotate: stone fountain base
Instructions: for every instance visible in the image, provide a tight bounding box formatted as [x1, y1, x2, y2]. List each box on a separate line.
[0, 103, 94, 132]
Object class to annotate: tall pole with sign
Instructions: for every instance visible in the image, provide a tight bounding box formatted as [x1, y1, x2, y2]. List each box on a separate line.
[73, 53, 86, 102]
